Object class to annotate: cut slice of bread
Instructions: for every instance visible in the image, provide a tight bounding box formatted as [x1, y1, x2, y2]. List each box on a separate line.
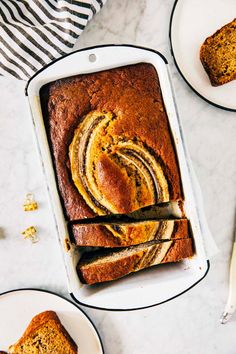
[77, 238, 194, 284]
[200, 18, 236, 86]
[72, 218, 189, 247]
[8, 311, 77, 354]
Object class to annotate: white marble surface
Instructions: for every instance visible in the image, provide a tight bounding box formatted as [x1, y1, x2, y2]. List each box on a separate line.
[0, 0, 236, 353]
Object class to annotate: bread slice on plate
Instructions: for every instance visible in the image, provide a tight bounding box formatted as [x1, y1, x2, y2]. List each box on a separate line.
[200, 18, 236, 86]
[77, 238, 194, 285]
[8, 311, 77, 354]
[72, 218, 189, 247]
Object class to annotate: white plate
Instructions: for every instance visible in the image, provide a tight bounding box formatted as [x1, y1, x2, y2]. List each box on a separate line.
[0, 289, 104, 353]
[26, 45, 209, 310]
[170, 0, 236, 111]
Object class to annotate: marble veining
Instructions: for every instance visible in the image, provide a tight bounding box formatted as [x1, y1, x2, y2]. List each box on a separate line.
[0, 0, 236, 353]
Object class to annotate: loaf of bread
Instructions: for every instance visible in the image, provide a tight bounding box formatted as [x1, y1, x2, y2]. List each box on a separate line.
[72, 218, 189, 247]
[40, 63, 194, 284]
[8, 311, 77, 353]
[200, 18, 236, 86]
[40, 63, 183, 222]
[77, 238, 193, 284]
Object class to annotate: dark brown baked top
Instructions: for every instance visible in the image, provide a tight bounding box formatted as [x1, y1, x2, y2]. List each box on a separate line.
[41, 63, 183, 221]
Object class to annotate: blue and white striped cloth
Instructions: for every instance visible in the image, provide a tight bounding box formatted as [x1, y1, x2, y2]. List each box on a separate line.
[0, 0, 106, 80]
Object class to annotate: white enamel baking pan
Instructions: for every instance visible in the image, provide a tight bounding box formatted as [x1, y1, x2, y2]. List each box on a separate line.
[25, 45, 209, 311]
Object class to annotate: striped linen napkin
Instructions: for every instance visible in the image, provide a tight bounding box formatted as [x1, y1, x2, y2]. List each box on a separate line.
[0, 0, 106, 80]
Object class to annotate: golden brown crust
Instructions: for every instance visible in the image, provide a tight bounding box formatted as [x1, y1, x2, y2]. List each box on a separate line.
[78, 251, 144, 284]
[40, 63, 183, 221]
[21, 311, 58, 338]
[96, 153, 135, 213]
[72, 219, 189, 247]
[8, 311, 77, 353]
[200, 18, 236, 86]
[162, 238, 193, 263]
[77, 238, 193, 284]
[73, 223, 122, 247]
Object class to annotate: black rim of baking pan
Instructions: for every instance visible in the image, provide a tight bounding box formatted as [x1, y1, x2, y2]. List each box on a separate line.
[25, 43, 168, 96]
[70, 260, 210, 311]
[0, 287, 105, 353]
[169, 0, 236, 113]
[25, 43, 210, 311]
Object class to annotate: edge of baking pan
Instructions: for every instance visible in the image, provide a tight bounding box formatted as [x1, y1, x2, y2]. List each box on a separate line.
[70, 260, 210, 312]
[25, 44, 168, 96]
[169, 0, 236, 112]
[0, 287, 105, 352]
[25, 44, 210, 311]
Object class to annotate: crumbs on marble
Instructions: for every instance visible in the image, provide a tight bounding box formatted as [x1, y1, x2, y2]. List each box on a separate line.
[21, 226, 39, 243]
[0, 227, 5, 240]
[23, 193, 38, 211]
[64, 238, 71, 252]
[184, 266, 191, 270]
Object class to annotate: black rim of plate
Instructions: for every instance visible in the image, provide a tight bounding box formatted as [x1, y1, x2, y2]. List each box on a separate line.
[25, 43, 210, 311]
[0, 287, 105, 353]
[169, 0, 236, 112]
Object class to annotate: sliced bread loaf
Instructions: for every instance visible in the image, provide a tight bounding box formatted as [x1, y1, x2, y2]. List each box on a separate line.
[200, 18, 236, 86]
[77, 238, 193, 284]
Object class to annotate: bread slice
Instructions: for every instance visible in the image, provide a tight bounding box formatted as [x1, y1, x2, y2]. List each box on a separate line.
[200, 18, 236, 86]
[8, 311, 77, 354]
[77, 238, 193, 284]
[72, 218, 189, 247]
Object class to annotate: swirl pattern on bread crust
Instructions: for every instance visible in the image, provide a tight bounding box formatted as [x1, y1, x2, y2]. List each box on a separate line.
[72, 218, 185, 248]
[77, 238, 194, 284]
[69, 110, 169, 217]
[41, 63, 183, 222]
